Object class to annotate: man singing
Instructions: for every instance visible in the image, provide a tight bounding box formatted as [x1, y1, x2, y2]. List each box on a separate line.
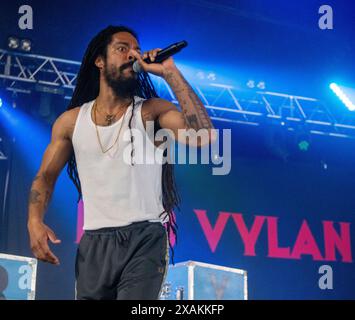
[27, 25, 215, 300]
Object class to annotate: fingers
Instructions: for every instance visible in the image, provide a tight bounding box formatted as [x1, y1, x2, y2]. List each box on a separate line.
[42, 242, 60, 265]
[30, 230, 60, 264]
[130, 48, 165, 76]
[147, 48, 162, 62]
[139, 48, 162, 63]
[47, 227, 61, 244]
[130, 50, 147, 67]
[28, 222, 60, 265]
[32, 241, 60, 265]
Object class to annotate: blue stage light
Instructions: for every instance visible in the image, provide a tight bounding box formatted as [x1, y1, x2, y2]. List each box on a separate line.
[330, 83, 355, 111]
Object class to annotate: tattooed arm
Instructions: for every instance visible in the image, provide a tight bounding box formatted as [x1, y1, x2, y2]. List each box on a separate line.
[131, 49, 216, 147]
[163, 67, 213, 130]
[28, 111, 74, 264]
[161, 67, 217, 146]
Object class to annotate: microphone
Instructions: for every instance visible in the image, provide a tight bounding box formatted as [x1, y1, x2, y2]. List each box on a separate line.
[133, 40, 188, 73]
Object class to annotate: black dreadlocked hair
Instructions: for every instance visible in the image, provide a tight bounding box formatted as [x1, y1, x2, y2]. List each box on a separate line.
[67, 25, 181, 264]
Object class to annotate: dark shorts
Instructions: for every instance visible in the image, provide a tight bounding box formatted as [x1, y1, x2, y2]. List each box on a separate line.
[75, 220, 169, 300]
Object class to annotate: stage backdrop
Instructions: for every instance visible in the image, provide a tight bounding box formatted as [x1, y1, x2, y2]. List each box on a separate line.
[3, 123, 355, 300]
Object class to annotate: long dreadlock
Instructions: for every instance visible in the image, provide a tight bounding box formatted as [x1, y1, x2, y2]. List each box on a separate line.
[67, 25, 181, 264]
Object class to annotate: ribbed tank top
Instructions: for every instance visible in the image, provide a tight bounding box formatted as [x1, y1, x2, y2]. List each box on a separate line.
[72, 96, 168, 230]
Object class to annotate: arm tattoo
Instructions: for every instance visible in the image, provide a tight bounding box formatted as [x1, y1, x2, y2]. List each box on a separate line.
[165, 70, 214, 130]
[29, 190, 41, 204]
[29, 173, 52, 208]
[44, 190, 51, 210]
[186, 114, 200, 130]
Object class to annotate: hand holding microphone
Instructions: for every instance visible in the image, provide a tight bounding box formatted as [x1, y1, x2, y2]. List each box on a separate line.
[131, 40, 188, 76]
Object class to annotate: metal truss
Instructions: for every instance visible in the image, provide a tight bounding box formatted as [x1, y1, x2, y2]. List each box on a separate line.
[0, 48, 80, 98]
[0, 149, 7, 160]
[155, 80, 355, 139]
[1, 48, 355, 138]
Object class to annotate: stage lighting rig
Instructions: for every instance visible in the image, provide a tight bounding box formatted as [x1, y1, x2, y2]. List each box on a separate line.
[7, 37, 19, 49]
[7, 36, 32, 52]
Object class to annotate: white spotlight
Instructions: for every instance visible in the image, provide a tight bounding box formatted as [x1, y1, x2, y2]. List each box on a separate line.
[247, 80, 255, 88]
[21, 39, 32, 52]
[8, 37, 19, 49]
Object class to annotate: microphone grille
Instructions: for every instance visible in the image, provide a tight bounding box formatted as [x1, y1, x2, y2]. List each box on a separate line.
[132, 61, 142, 73]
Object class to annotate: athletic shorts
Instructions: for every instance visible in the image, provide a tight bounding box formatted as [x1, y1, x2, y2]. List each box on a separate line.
[75, 220, 169, 300]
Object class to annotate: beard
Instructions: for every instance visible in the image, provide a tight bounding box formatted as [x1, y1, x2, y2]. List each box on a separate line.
[103, 61, 139, 99]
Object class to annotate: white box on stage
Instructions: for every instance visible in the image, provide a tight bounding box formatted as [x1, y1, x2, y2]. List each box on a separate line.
[0, 253, 38, 300]
[159, 260, 247, 300]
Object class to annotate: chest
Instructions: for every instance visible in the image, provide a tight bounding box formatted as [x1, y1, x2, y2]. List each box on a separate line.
[70, 101, 164, 148]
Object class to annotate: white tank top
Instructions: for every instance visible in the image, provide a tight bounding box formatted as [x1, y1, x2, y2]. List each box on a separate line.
[72, 96, 168, 230]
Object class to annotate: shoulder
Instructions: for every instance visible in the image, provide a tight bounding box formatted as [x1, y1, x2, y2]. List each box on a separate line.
[55, 107, 81, 127]
[142, 97, 177, 118]
[53, 107, 81, 140]
[143, 97, 175, 108]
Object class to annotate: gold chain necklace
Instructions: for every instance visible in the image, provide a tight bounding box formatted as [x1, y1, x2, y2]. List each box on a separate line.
[96, 104, 125, 126]
[93, 100, 130, 154]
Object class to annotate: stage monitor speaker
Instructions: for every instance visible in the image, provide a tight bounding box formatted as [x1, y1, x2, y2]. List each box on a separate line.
[0, 253, 37, 300]
[159, 260, 247, 300]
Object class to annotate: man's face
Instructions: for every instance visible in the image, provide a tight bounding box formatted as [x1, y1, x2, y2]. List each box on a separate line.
[101, 32, 141, 98]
